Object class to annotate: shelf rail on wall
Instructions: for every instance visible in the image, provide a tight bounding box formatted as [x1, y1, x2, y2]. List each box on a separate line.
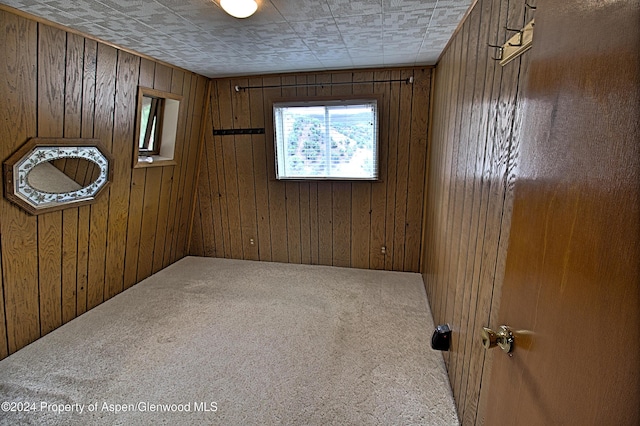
[233, 76, 414, 92]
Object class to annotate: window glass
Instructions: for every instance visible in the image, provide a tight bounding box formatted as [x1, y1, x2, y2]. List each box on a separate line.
[139, 95, 162, 155]
[274, 99, 378, 180]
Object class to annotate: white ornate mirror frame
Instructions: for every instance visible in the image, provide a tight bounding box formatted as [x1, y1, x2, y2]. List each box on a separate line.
[3, 138, 113, 215]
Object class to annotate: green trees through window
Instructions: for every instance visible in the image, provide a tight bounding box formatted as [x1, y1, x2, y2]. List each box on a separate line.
[274, 99, 378, 180]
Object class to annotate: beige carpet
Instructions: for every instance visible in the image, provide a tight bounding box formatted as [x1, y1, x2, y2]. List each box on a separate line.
[0, 257, 458, 425]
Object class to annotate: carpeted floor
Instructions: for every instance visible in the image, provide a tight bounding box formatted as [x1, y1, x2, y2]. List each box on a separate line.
[0, 257, 459, 425]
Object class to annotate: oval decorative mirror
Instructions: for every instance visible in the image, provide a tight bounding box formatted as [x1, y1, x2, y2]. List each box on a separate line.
[3, 138, 113, 215]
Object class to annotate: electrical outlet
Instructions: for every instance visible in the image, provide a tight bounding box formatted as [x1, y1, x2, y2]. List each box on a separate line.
[249, 238, 255, 246]
[381, 246, 386, 254]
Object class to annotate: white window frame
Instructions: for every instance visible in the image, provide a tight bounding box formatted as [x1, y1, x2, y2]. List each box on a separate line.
[272, 96, 380, 181]
[133, 87, 182, 168]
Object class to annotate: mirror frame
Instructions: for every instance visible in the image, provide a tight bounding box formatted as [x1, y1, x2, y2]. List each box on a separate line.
[3, 138, 113, 215]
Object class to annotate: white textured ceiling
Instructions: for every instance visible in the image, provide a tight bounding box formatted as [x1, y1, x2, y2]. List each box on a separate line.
[0, 0, 472, 78]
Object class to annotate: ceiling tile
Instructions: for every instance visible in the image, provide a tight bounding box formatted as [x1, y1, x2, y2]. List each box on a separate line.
[430, 4, 470, 26]
[383, 9, 433, 30]
[335, 14, 383, 48]
[326, 0, 382, 18]
[269, 0, 333, 22]
[382, 0, 438, 13]
[0, 0, 472, 77]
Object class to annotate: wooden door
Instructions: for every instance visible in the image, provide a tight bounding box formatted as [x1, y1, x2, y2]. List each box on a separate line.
[484, 1, 640, 424]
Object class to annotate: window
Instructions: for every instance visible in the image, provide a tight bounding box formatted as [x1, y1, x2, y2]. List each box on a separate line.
[273, 97, 379, 180]
[139, 95, 164, 155]
[133, 87, 182, 168]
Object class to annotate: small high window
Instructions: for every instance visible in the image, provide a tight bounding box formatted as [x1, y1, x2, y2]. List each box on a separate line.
[273, 97, 379, 180]
[139, 95, 164, 156]
[133, 87, 182, 168]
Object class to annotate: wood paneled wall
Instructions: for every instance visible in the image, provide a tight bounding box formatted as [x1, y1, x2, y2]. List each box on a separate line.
[190, 68, 431, 272]
[0, 9, 207, 359]
[421, 0, 531, 423]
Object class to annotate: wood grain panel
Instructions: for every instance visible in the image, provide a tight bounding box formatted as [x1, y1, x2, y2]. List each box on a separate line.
[87, 43, 117, 310]
[403, 68, 430, 272]
[232, 78, 259, 261]
[123, 168, 146, 288]
[136, 65, 170, 273]
[76, 38, 98, 316]
[105, 51, 139, 299]
[210, 82, 232, 259]
[248, 77, 272, 261]
[217, 80, 244, 259]
[175, 75, 207, 260]
[454, 0, 494, 414]
[447, 16, 474, 391]
[369, 70, 391, 270]
[123, 58, 155, 289]
[421, 0, 530, 423]
[350, 72, 374, 270]
[390, 70, 413, 271]
[263, 76, 289, 263]
[136, 166, 163, 282]
[195, 85, 224, 257]
[0, 9, 208, 359]
[150, 68, 179, 273]
[163, 71, 193, 267]
[37, 24, 65, 335]
[190, 68, 432, 272]
[0, 11, 39, 354]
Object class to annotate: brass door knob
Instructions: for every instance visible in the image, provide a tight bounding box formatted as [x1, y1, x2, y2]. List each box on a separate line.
[481, 326, 514, 353]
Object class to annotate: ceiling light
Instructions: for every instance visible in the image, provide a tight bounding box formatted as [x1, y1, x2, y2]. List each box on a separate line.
[220, 0, 258, 18]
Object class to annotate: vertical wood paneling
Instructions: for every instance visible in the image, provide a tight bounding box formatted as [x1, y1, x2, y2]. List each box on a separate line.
[61, 33, 84, 324]
[369, 70, 391, 270]
[248, 77, 272, 262]
[123, 58, 154, 288]
[420, 0, 530, 423]
[382, 70, 400, 270]
[151, 69, 181, 273]
[163, 72, 193, 266]
[218, 80, 244, 259]
[0, 9, 207, 359]
[0, 11, 39, 355]
[211, 82, 232, 259]
[37, 24, 65, 336]
[390, 70, 413, 271]
[263, 76, 289, 263]
[136, 166, 163, 282]
[404, 68, 430, 272]
[105, 51, 139, 299]
[124, 168, 146, 288]
[175, 75, 207, 260]
[351, 71, 374, 270]
[191, 67, 431, 272]
[232, 78, 259, 261]
[456, 1, 494, 415]
[134, 65, 170, 277]
[87, 43, 117, 310]
[203, 85, 224, 257]
[76, 39, 97, 315]
[447, 14, 474, 387]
